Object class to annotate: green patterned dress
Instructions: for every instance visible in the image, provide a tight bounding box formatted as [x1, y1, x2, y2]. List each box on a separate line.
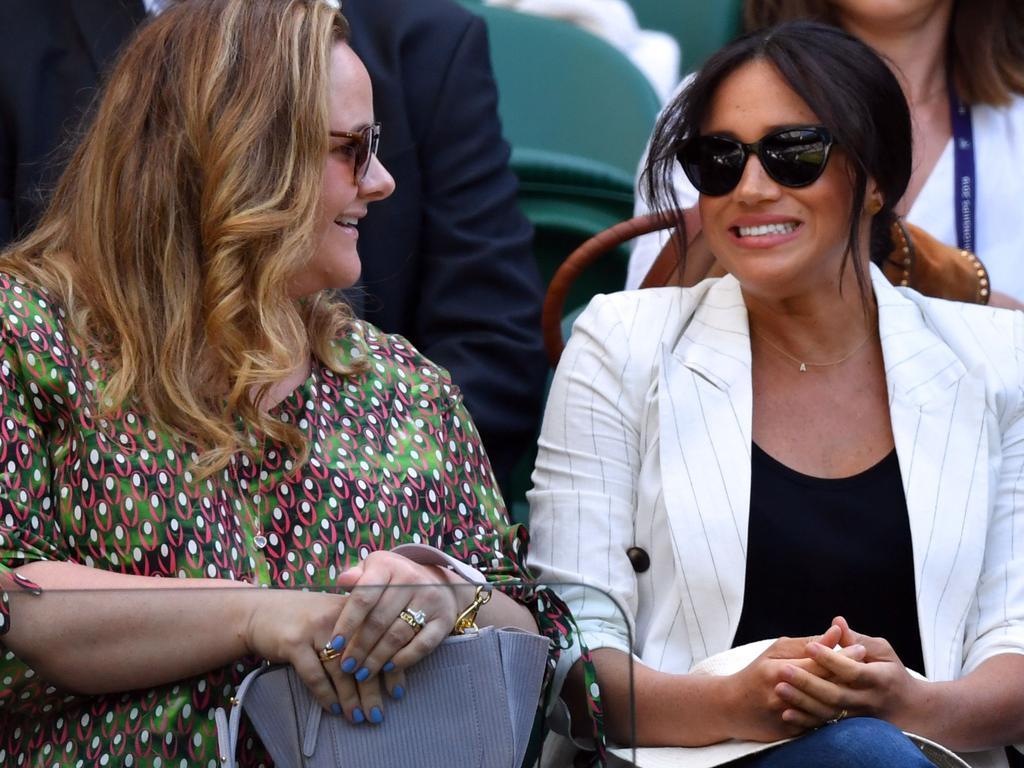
[0, 272, 595, 767]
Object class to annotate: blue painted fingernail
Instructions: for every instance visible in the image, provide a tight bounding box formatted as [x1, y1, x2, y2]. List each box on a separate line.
[341, 657, 357, 674]
[355, 667, 370, 682]
[382, 661, 395, 672]
[352, 707, 365, 724]
[391, 685, 405, 700]
[330, 635, 345, 651]
[369, 706, 383, 724]
[330, 703, 342, 716]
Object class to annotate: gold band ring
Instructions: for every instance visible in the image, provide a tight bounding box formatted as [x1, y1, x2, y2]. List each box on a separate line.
[317, 643, 344, 663]
[826, 708, 849, 725]
[398, 608, 427, 635]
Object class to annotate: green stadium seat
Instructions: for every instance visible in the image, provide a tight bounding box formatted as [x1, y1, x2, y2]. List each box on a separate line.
[462, 3, 662, 175]
[458, 2, 660, 300]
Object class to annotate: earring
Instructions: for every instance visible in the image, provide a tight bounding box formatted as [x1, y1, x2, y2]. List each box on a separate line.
[867, 197, 883, 215]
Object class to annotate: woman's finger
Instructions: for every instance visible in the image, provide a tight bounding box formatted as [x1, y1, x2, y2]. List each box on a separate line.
[831, 616, 892, 659]
[816, 623, 842, 649]
[781, 662, 872, 720]
[335, 583, 410, 682]
[354, 607, 422, 679]
[355, 676, 386, 726]
[383, 665, 407, 701]
[332, 562, 392, 662]
[839, 643, 867, 662]
[323, 655, 366, 723]
[805, 642, 870, 684]
[387, 609, 452, 670]
[358, 583, 458, 677]
[775, 680, 838, 722]
[294, 643, 345, 714]
[767, 636, 817, 659]
[780, 662, 846, 706]
[781, 707, 825, 730]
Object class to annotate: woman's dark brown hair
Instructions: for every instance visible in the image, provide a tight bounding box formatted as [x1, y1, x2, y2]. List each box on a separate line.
[641, 21, 912, 302]
[744, 0, 1024, 105]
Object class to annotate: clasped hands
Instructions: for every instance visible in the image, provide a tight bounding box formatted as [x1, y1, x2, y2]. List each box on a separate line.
[243, 550, 469, 726]
[727, 616, 924, 742]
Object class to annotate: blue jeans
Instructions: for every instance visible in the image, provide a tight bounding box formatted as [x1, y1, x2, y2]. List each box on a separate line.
[732, 718, 936, 767]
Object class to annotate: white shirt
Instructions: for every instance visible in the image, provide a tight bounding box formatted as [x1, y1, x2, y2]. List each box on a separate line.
[627, 92, 1024, 302]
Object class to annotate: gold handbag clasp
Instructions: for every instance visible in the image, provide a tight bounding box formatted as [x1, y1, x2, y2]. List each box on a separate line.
[452, 585, 492, 635]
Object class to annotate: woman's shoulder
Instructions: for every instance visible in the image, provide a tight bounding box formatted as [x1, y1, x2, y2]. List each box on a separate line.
[896, 290, 1024, 396]
[570, 279, 729, 349]
[331, 318, 457, 401]
[975, 91, 1024, 130]
[0, 272, 81, 426]
[0, 271, 66, 337]
[0, 272, 74, 365]
[906, 291, 1020, 348]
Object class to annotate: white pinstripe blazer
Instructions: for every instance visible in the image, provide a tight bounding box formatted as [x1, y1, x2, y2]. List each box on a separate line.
[528, 266, 1024, 762]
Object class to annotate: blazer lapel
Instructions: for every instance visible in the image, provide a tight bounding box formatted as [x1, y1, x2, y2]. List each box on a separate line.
[874, 268, 991, 680]
[69, 0, 147, 76]
[658, 275, 753, 660]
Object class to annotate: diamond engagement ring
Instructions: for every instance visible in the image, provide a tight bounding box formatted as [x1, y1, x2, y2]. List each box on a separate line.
[398, 608, 427, 634]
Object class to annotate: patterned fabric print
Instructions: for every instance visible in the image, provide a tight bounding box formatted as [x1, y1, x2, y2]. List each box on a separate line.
[0, 272, 578, 767]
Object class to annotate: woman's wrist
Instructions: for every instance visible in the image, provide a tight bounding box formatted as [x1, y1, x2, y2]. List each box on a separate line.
[701, 672, 745, 743]
[889, 676, 946, 742]
[632, 670, 737, 746]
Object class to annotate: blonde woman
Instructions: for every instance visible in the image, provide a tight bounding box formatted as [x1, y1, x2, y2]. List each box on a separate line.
[0, 1, 566, 764]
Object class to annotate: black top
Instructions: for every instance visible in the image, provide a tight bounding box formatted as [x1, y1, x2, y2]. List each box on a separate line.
[732, 443, 926, 675]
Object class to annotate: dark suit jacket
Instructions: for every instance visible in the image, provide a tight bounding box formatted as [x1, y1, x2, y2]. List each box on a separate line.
[0, 0, 545, 484]
[0, 0, 147, 240]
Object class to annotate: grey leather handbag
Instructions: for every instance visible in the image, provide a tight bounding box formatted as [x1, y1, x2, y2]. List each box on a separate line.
[214, 626, 550, 768]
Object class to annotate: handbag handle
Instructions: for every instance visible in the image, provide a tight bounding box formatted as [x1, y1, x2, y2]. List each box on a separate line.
[215, 663, 271, 768]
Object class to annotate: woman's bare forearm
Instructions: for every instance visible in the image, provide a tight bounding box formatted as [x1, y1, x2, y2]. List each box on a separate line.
[898, 654, 1024, 751]
[564, 648, 734, 746]
[4, 561, 339, 694]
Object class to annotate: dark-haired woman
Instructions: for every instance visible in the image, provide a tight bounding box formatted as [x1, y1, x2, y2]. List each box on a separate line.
[627, 0, 1024, 308]
[530, 21, 1024, 767]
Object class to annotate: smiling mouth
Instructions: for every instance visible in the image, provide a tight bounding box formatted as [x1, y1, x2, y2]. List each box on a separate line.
[334, 216, 359, 230]
[733, 222, 800, 238]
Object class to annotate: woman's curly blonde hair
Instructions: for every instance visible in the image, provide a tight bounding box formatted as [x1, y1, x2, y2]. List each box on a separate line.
[0, 0, 362, 474]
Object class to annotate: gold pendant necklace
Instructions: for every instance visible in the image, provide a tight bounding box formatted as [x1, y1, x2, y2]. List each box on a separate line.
[232, 437, 269, 550]
[250, 434, 273, 551]
[752, 327, 874, 373]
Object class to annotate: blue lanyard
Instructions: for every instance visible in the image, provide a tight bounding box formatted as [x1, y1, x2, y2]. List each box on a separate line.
[948, 79, 976, 253]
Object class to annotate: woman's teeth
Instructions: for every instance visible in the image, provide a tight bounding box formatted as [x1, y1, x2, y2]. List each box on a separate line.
[736, 222, 798, 237]
[335, 217, 358, 227]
